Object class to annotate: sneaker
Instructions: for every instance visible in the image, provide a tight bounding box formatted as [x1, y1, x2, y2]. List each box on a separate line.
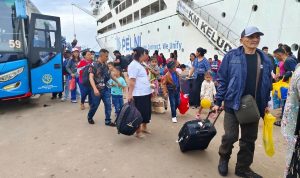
[84, 98, 89, 103]
[218, 159, 228, 176]
[61, 98, 66, 102]
[172, 117, 177, 123]
[235, 168, 262, 178]
[51, 96, 57, 100]
[105, 122, 116, 127]
[88, 119, 95, 125]
[71, 100, 77, 103]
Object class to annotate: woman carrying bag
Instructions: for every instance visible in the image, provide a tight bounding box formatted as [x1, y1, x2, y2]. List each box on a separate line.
[281, 64, 300, 177]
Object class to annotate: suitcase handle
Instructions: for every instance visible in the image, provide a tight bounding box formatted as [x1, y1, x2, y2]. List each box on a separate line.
[204, 109, 223, 126]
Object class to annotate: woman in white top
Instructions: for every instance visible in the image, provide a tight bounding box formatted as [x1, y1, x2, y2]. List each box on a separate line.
[128, 47, 152, 138]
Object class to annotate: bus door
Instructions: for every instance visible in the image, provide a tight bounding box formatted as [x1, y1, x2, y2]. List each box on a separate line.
[27, 13, 63, 94]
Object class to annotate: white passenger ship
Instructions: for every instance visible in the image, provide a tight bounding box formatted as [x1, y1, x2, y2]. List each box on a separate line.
[90, 0, 300, 64]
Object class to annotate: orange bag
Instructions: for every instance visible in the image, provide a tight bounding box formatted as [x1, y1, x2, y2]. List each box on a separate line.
[178, 92, 189, 114]
[69, 78, 76, 91]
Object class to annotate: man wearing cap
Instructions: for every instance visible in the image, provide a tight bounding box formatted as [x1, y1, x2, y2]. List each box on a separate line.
[162, 61, 181, 123]
[212, 26, 273, 178]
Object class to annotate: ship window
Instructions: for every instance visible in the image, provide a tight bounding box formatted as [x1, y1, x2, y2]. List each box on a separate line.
[159, 0, 167, 11]
[126, 0, 132, 8]
[252, 5, 258, 11]
[141, 5, 151, 18]
[127, 14, 133, 24]
[120, 2, 126, 12]
[98, 12, 112, 23]
[133, 0, 139, 3]
[157, 28, 159, 32]
[151, 1, 159, 15]
[291, 43, 299, 51]
[168, 25, 171, 29]
[222, 12, 226, 17]
[98, 23, 116, 34]
[115, 7, 119, 14]
[134, 10, 140, 21]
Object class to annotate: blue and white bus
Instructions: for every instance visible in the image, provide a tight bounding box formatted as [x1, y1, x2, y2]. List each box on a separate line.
[0, 0, 63, 101]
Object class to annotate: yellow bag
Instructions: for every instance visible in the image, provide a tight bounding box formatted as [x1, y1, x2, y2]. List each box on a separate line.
[262, 113, 276, 157]
[272, 79, 289, 99]
[275, 67, 280, 76]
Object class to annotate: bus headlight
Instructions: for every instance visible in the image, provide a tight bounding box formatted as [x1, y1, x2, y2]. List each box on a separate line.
[0, 67, 24, 82]
[3, 82, 21, 91]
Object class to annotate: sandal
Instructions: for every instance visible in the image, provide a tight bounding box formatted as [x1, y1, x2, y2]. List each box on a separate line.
[142, 129, 152, 134]
[135, 133, 145, 139]
[274, 120, 281, 127]
[80, 104, 85, 110]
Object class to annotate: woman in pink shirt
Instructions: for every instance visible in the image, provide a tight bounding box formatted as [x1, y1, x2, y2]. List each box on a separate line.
[77, 51, 93, 110]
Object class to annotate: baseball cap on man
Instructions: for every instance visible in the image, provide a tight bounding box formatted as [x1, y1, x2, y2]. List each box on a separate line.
[72, 48, 80, 52]
[113, 50, 120, 54]
[241, 26, 264, 38]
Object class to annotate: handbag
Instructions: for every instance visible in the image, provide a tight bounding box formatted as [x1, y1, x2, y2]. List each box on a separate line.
[235, 53, 261, 124]
[69, 78, 76, 91]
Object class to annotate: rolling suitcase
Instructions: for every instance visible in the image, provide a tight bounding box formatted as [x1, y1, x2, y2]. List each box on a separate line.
[178, 110, 222, 152]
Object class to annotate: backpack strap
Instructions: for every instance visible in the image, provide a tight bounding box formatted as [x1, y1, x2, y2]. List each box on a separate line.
[255, 53, 261, 99]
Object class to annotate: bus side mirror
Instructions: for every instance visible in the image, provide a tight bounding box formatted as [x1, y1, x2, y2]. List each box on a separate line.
[15, 0, 27, 19]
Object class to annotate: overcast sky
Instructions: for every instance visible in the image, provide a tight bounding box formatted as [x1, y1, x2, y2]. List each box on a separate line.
[31, 0, 99, 50]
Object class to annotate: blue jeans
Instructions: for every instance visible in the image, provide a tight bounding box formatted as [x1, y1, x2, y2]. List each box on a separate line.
[111, 95, 124, 116]
[168, 89, 180, 118]
[88, 88, 112, 124]
[79, 83, 92, 105]
[63, 75, 70, 100]
[69, 76, 80, 101]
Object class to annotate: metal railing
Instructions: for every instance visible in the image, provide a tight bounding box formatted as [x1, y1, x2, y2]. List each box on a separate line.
[183, 0, 240, 47]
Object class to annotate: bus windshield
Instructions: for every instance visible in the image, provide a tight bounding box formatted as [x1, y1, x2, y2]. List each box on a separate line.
[0, 0, 25, 54]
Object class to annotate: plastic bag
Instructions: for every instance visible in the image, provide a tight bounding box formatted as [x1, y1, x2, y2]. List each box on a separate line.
[69, 78, 76, 91]
[272, 79, 289, 99]
[263, 113, 276, 157]
[178, 92, 189, 114]
[272, 91, 281, 109]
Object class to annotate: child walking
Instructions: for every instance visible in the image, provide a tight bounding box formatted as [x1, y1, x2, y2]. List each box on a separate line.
[108, 67, 127, 117]
[162, 61, 181, 123]
[196, 72, 216, 118]
[148, 57, 160, 96]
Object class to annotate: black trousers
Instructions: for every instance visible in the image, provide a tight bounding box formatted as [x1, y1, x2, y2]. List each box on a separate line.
[133, 94, 152, 124]
[191, 74, 204, 107]
[218, 111, 259, 169]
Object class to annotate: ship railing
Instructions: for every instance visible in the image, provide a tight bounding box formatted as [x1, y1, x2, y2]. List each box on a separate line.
[183, 0, 240, 47]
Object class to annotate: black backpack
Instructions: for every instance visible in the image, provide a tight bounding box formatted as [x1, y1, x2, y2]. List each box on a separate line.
[82, 63, 93, 87]
[115, 102, 143, 136]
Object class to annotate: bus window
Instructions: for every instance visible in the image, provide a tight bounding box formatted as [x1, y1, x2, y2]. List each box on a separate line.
[35, 19, 57, 31]
[33, 30, 46, 48]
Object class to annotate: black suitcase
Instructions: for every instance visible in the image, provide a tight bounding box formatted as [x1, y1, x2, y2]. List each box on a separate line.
[178, 110, 222, 152]
[115, 102, 143, 136]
